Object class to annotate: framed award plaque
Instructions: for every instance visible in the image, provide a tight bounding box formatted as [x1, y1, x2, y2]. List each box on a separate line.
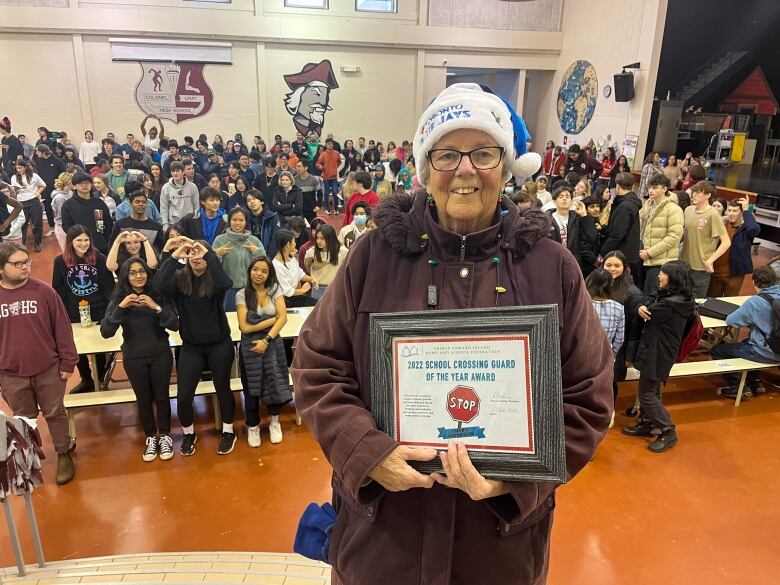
[369, 306, 566, 483]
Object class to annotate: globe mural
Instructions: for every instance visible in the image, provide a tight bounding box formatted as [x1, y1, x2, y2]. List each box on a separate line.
[557, 60, 598, 135]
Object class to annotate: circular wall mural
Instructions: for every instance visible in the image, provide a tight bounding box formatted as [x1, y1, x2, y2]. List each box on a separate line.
[557, 60, 598, 135]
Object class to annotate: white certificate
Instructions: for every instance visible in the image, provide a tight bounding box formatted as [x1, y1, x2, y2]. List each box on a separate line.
[392, 335, 534, 454]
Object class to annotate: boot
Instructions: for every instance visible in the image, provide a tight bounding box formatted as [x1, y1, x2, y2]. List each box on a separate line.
[621, 419, 655, 437]
[56, 452, 76, 485]
[69, 379, 95, 394]
[648, 430, 678, 453]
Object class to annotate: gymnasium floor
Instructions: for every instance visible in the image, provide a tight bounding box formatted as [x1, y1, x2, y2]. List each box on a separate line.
[1, 228, 778, 585]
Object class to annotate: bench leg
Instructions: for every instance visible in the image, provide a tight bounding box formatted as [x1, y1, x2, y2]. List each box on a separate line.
[212, 395, 222, 431]
[67, 410, 77, 441]
[735, 371, 748, 406]
[89, 354, 103, 392]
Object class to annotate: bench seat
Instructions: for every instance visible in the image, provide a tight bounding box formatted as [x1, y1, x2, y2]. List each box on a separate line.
[65, 376, 301, 439]
[623, 358, 778, 405]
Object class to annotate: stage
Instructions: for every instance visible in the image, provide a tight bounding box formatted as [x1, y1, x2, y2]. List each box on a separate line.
[711, 162, 780, 194]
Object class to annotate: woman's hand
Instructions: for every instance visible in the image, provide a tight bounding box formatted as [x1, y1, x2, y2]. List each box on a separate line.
[119, 293, 139, 309]
[215, 243, 233, 257]
[171, 244, 192, 260]
[430, 441, 509, 501]
[189, 242, 208, 260]
[639, 249, 650, 261]
[368, 446, 437, 492]
[638, 305, 651, 320]
[251, 339, 268, 354]
[299, 282, 312, 295]
[310, 277, 320, 290]
[135, 294, 157, 310]
[244, 242, 260, 254]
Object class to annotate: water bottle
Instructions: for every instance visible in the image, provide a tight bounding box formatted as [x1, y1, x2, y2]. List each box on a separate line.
[78, 299, 92, 328]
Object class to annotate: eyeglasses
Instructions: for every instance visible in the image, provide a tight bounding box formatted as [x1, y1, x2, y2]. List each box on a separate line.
[8, 259, 32, 269]
[427, 147, 505, 172]
[129, 270, 147, 277]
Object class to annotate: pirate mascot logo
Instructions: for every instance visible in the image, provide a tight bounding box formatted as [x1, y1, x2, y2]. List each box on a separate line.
[283, 60, 339, 137]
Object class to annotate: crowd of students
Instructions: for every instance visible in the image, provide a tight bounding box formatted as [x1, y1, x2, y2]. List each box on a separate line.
[1, 117, 779, 482]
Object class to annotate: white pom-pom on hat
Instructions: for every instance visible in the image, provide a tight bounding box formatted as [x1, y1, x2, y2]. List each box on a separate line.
[511, 152, 542, 180]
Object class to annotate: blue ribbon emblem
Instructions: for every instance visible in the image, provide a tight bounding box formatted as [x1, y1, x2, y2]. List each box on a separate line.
[438, 426, 486, 439]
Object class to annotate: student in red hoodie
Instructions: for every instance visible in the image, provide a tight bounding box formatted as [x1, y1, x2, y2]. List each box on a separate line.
[316, 139, 343, 215]
[341, 171, 380, 227]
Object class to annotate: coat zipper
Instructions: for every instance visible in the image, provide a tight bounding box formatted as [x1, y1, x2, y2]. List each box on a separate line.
[459, 235, 467, 262]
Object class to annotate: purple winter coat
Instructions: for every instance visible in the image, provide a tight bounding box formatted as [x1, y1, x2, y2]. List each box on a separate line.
[291, 193, 613, 585]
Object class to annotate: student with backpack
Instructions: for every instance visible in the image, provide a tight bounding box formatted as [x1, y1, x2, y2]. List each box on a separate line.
[711, 266, 780, 400]
[622, 260, 696, 452]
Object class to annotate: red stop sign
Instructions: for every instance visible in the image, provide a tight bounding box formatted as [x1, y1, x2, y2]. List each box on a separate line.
[447, 386, 480, 424]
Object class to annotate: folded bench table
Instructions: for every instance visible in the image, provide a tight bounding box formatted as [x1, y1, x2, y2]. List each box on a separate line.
[624, 358, 778, 406]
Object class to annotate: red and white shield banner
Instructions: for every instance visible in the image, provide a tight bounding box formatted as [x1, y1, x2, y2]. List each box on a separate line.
[134, 62, 213, 123]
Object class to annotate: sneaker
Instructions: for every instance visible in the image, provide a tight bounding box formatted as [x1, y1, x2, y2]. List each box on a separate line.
[648, 430, 678, 453]
[269, 420, 283, 444]
[621, 420, 655, 437]
[159, 435, 174, 461]
[143, 436, 158, 462]
[247, 425, 261, 448]
[70, 380, 95, 394]
[180, 433, 197, 456]
[46, 229, 54, 237]
[609, 410, 615, 429]
[718, 386, 751, 400]
[749, 382, 766, 395]
[217, 432, 237, 455]
[325, 210, 331, 215]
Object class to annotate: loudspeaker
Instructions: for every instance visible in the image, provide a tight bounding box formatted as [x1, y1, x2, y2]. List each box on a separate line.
[614, 72, 634, 102]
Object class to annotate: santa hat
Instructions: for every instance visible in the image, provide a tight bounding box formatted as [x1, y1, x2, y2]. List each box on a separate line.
[413, 83, 541, 187]
[0, 117, 10, 132]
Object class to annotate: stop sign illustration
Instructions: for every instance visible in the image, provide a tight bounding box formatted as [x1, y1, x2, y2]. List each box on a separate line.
[447, 386, 480, 424]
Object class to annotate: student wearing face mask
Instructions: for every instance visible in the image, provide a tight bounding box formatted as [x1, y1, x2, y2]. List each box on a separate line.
[272, 229, 318, 308]
[342, 171, 379, 227]
[338, 202, 371, 250]
[213, 207, 266, 311]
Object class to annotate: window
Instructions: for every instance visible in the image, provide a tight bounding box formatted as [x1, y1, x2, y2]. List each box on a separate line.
[356, 0, 396, 12]
[284, 0, 328, 8]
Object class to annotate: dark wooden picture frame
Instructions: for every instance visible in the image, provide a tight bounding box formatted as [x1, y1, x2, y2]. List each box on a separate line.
[370, 306, 566, 483]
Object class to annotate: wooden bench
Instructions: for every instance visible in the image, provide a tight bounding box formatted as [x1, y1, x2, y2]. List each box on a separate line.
[64, 377, 302, 439]
[623, 358, 779, 406]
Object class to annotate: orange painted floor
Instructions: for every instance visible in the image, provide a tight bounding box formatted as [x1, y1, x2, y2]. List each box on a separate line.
[1, 233, 779, 584]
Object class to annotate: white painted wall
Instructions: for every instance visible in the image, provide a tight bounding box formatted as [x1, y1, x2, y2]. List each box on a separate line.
[524, 0, 668, 167]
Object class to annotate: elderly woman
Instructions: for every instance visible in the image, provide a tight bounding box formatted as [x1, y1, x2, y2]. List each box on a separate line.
[292, 83, 613, 585]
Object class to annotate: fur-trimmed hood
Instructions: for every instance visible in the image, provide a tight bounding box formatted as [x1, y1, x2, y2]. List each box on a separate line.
[374, 191, 551, 261]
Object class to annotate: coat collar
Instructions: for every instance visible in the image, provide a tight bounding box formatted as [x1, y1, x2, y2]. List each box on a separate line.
[374, 191, 551, 262]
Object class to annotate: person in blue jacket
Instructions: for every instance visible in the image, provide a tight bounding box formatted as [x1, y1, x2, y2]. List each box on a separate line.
[712, 265, 780, 400]
[245, 190, 278, 258]
[706, 197, 760, 297]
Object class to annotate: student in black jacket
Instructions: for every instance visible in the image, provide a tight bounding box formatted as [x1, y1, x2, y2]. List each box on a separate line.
[52, 225, 115, 393]
[33, 144, 65, 231]
[101, 257, 178, 462]
[0, 117, 24, 176]
[271, 171, 303, 228]
[622, 260, 695, 452]
[154, 240, 236, 457]
[547, 185, 598, 274]
[601, 172, 642, 282]
[61, 172, 113, 253]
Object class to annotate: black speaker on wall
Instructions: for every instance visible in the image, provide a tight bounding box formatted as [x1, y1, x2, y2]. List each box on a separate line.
[614, 72, 634, 102]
